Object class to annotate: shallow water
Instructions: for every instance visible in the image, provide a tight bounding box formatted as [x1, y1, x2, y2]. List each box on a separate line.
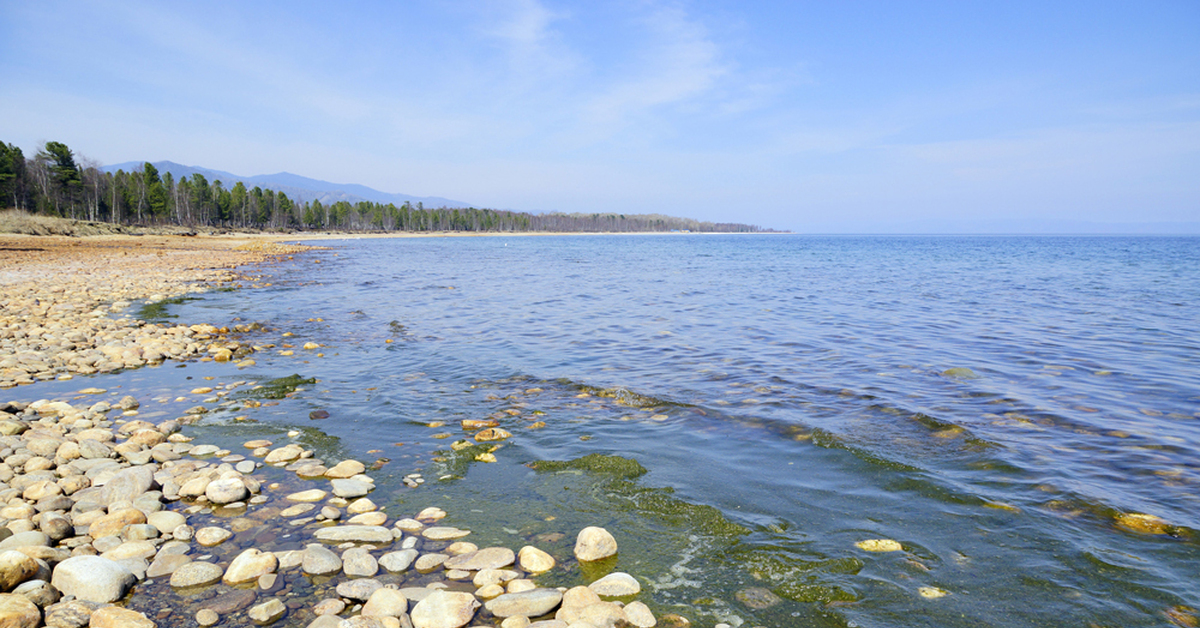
[20, 235, 1200, 627]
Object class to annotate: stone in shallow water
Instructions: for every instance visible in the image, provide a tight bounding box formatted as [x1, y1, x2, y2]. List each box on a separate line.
[589, 572, 640, 597]
[195, 527, 232, 546]
[205, 476, 248, 504]
[517, 545, 555, 573]
[573, 526, 617, 562]
[336, 578, 382, 601]
[330, 479, 372, 498]
[50, 555, 135, 603]
[623, 601, 657, 628]
[170, 561, 225, 588]
[422, 526, 470, 541]
[855, 539, 902, 552]
[89, 607, 155, 628]
[735, 586, 781, 610]
[302, 544, 342, 575]
[362, 587, 410, 617]
[342, 547, 378, 577]
[314, 525, 392, 543]
[1115, 513, 1171, 535]
[199, 589, 257, 614]
[485, 588, 564, 618]
[379, 549, 418, 572]
[248, 598, 287, 624]
[223, 548, 278, 584]
[443, 547, 515, 571]
[286, 489, 327, 502]
[410, 590, 480, 628]
[918, 586, 949, 599]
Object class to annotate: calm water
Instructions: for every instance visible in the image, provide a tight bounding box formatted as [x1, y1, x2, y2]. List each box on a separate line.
[26, 235, 1200, 627]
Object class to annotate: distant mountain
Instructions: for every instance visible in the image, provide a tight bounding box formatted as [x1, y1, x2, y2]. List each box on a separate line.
[101, 161, 471, 208]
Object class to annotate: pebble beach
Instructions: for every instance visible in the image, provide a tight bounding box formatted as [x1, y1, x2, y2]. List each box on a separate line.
[0, 234, 681, 628]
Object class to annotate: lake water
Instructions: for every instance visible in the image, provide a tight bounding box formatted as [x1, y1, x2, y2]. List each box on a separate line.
[25, 234, 1200, 627]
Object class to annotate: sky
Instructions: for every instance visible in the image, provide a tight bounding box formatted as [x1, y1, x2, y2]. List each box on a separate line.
[2, 1, 1198, 232]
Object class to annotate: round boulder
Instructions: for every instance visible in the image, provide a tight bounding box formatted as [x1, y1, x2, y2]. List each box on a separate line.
[50, 555, 136, 603]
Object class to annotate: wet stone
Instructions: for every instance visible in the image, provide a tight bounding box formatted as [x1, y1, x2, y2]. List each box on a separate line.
[330, 479, 372, 498]
[485, 588, 564, 618]
[379, 549, 418, 573]
[170, 561, 224, 587]
[735, 586, 782, 610]
[302, 544, 342, 575]
[574, 527, 617, 562]
[199, 589, 257, 614]
[336, 578, 383, 601]
[589, 572, 641, 597]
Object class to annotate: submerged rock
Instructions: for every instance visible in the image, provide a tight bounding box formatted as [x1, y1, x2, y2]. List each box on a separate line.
[574, 527, 618, 562]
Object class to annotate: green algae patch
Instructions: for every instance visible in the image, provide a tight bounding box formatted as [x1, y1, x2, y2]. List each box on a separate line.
[135, 295, 198, 321]
[240, 374, 318, 400]
[941, 367, 979, 379]
[529, 453, 649, 479]
[731, 549, 862, 603]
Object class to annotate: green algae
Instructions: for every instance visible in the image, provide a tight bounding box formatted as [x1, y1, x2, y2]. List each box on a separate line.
[239, 374, 317, 399]
[135, 295, 198, 321]
[528, 453, 648, 479]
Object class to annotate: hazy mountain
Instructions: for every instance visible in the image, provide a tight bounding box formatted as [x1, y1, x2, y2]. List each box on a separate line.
[102, 161, 471, 208]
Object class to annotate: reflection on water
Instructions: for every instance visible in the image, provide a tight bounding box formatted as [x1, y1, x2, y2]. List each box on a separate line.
[16, 235, 1199, 627]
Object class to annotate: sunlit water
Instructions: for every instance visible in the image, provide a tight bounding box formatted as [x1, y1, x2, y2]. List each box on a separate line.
[21, 235, 1200, 627]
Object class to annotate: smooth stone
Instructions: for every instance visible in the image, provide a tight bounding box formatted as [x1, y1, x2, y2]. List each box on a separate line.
[281, 503, 317, 517]
[362, 588, 410, 617]
[346, 498, 377, 514]
[485, 588, 564, 618]
[199, 589, 257, 614]
[342, 547, 378, 577]
[146, 511, 186, 535]
[50, 556, 135, 603]
[88, 508, 147, 539]
[325, 460, 366, 479]
[195, 527, 232, 546]
[306, 617, 342, 628]
[99, 467, 156, 505]
[0, 551, 39, 593]
[414, 553, 448, 571]
[347, 512, 388, 526]
[12, 579, 59, 607]
[336, 578, 382, 601]
[286, 489, 327, 502]
[421, 527, 470, 541]
[236, 460, 257, 474]
[100, 540, 156, 561]
[312, 598, 346, 615]
[205, 477, 248, 504]
[507, 579, 537, 594]
[379, 549, 418, 572]
[574, 527, 617, 562]
[224, 548, 278, 584]
[196, 609, 219, 626]
[561, 586, 601, 609]
[517, 546, 555, 573]
[314, 526, 392, 543]
[170, 561, 225, 587]
[248, 598, 287, 625]
[330, 479, 372, 498]
[735, 586, 782, 610]
[573, 601, 626, 628]
[623, 601, 657, 628]
[146, 553, 191, 578]
[410, 590, 480, 628]
[0, 532, 50, 552]
[88, 607, 155, 628]
[589, 572, 641, 596]
[474, 569, 520, 588]
[444, 547, 515, 571]
[302, 544, 342, 575]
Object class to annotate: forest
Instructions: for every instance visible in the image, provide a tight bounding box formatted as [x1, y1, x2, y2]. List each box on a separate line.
[0, 140, 773, 233]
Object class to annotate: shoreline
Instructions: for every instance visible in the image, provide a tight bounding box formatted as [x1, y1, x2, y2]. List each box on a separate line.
[0, 234, 681, 628]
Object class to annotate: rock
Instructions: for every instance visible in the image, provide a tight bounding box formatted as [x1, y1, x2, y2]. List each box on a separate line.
[302, 544, 342, 575]
[88, 508, 147, 538]
[248, 598, 287, 624]
[589, 572, 640, 596]
[169, 561, 225, 587]
[443, 547, 515, 571]
[379, 550, 418, 572]
[89, 607, 155, 628]
[485, 588, 564, 618]
[421, 527, 470, 541]
[43, 599, 98, 628]
[263, 445, 303, 464]
[100, 540, 156, 561]
[573, 601, 626, 628]
[410, 590, 480, 628]
[0, 532, 49, 552]
[561, 586, 601, 609]
[474, 569, 520, 588]
[854, 539, 902, 552]
[306, 617, 342, 628]
[346, 498, 377, 514]
[336, 578, 382, 601]
[574, 527, 618, 562]
[330, 479, 372, 498]
[198, 589, 257, 614]
[414, 554, 447, 571]
[51, 556, 135, 603]
[195, 609, 219, 626]
[517, 546, 555, 573]
[224, 548, 278, 584]
[0, 594, 39, 628]
[362, 587, 410, 617]
[348, 512, 388, 526]
[146, 511, 186, 535]
[1115, 513, 1171, 535]
[342, 547, 378, 577]
[100, 467, 156, 505]
[195, 527, 232, 546]
[0, 550, 39, 591]
[735, 587, 781, 610]
[325, 460, 366, 478]
[623, 601, 657, 628]
[146, 553, 191, 578]
[236, 460, 257, 474]
[205, 477, 248, 504]
[286, 489, 327, 502]
[12, 579, 59, 607]
[313, 526, 392, 543]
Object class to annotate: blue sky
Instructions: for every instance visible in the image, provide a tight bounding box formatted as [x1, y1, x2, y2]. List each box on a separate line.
[2, 1, 1197, 232]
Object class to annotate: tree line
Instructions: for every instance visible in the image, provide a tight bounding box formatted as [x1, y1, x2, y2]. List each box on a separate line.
[1, 140, 774, 233]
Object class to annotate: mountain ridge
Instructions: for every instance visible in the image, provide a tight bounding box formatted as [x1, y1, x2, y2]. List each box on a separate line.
[101, 161, 472, 209]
